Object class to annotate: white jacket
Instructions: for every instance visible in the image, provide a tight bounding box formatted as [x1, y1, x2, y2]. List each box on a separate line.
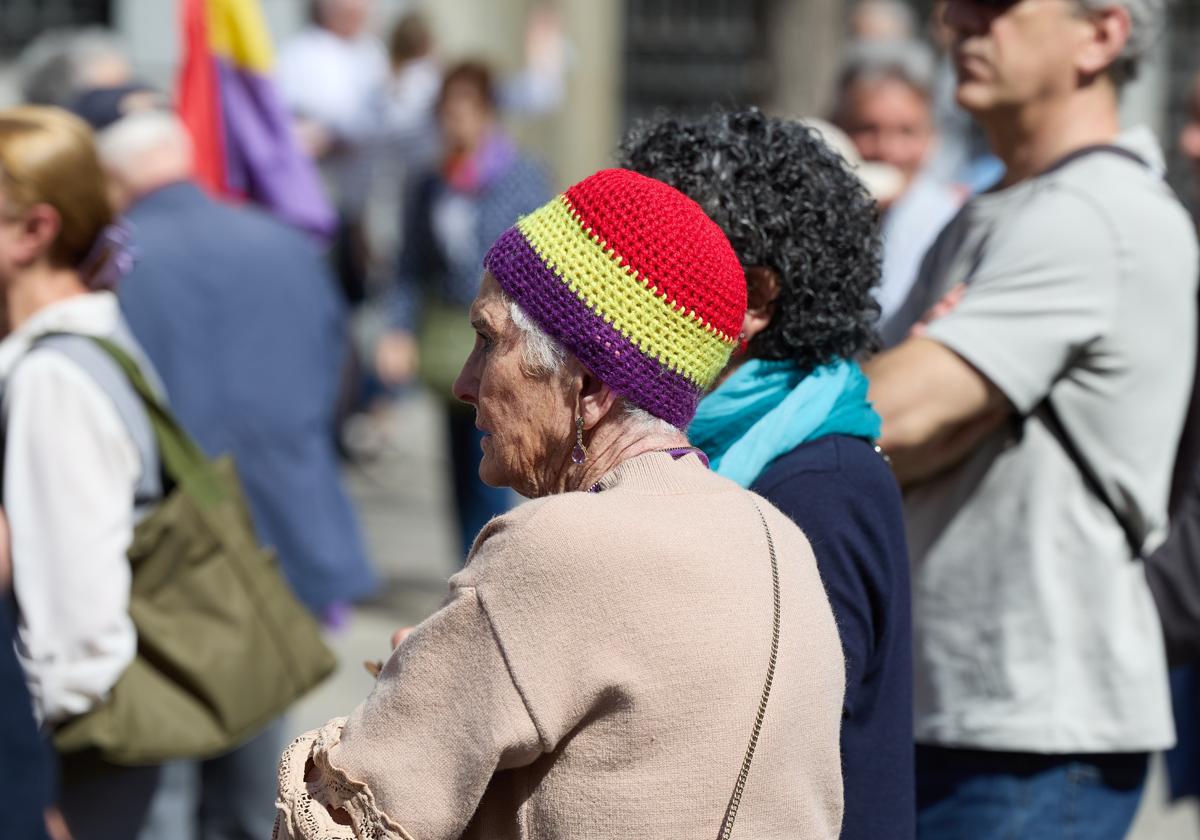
[0, 292, 142, 723]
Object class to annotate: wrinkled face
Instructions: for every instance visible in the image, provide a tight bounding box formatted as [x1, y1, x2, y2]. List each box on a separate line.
[439, 80, 494, 153]
[943, 0, 1094, 115]
[452, 273, 575, 497]
[841, 76, 936, 186]
[1181, 75, 1200, 198]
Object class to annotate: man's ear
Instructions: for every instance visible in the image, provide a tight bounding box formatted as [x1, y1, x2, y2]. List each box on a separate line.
[743, 266, 782, 343]
[578, 367, 621, 430]
[1075, 4, 1131, 81]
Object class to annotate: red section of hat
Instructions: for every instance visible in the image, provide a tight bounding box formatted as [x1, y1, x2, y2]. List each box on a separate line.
[563, 168, 747, 341]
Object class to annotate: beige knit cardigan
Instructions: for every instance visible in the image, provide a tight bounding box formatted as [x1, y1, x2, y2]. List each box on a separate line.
[275, 451, 845, 839]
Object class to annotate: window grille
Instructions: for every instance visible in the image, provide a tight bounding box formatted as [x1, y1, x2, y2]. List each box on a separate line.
[623, 0, 774, 128]
[0, 0, 111, 55]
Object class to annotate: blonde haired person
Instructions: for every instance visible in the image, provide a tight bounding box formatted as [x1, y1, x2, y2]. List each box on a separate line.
[0, 106, 165, 838]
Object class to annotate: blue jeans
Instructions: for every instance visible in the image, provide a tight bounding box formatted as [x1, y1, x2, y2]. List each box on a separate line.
[138, 718, 287, 840]
[916, 746, 1148, 840]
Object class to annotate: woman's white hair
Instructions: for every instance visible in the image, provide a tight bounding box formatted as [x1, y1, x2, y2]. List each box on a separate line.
[506, 297, 681, 434]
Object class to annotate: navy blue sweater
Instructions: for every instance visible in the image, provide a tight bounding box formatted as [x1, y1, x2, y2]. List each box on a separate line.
[752, 434, 913, 840]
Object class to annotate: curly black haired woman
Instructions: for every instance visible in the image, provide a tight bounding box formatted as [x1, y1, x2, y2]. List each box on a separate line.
[620, 108, 914, 840]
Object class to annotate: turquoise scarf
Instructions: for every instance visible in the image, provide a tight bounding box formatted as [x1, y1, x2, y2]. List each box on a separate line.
[689, 358, 881, 488]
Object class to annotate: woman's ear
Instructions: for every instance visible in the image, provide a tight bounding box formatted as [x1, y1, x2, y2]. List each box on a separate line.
[11, 204, 62, 268]
[578, 368, 620, 430]
[743, 266, 782, 343]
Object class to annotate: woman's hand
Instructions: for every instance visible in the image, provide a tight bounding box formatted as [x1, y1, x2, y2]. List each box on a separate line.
[391, 626, 415, 649]
[45, 807, 73, 840]
[909, 282, 967, 338]
[364, 627, 415, 677]
[0, 507, 11, 593]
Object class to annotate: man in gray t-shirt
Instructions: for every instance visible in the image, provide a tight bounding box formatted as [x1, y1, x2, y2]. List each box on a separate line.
[866, 1, 1198, 837]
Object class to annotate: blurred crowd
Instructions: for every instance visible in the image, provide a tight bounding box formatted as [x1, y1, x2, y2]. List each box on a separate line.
[2, 0, 1200, 838]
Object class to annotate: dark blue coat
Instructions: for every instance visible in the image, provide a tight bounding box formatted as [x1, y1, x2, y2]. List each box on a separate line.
[0, 595, 50, 840]
[118, 182, 375, 613]
[752, 434, 914, 840]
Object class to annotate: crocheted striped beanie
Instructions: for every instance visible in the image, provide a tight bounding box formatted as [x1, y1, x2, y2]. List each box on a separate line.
[483, 168, 747, 428]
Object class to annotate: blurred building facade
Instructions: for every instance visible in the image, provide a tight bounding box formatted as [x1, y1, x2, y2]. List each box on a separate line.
[0, 0, 110, 52]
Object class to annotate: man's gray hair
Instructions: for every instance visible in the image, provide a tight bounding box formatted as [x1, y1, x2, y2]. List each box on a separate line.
[1077, 0, 1167, 86]
[506, 298, 681, 434]
[96, 110, 193, 181]
[834, 38, 938, 106]
[17, 27, 129, 107]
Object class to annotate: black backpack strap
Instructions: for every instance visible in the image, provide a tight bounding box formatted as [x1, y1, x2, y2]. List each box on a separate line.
[1041, 143, 1153, 177]
[1034, 400, 1144, 558]
[1021, 141, 1153, 559]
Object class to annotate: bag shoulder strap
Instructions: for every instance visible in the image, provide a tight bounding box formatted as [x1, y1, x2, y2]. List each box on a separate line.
[1037, 401, 1143, 557]
[39, 333, 219, 502]
[32, 333, 162, 508]
[717, 500, 782, 840]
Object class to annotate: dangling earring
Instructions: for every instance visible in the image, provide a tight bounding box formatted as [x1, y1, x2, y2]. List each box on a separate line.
[571, 415, 587, 465]
[736, 332, 749, 356]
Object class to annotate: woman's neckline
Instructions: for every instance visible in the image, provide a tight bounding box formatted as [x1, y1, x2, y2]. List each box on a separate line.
[586, 447, 709, 494]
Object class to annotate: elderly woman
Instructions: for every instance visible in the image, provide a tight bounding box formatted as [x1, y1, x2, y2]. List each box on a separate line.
[275, 169, 845, 839]
[620, 110, 912, 840]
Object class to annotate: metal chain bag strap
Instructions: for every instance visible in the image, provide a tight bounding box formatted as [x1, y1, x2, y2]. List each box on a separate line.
[716, 500, 782, 840]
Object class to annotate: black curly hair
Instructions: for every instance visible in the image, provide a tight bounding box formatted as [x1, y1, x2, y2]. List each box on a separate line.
[618, 108, 882, 373]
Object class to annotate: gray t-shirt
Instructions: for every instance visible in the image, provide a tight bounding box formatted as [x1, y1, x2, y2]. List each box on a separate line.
[907, 127, 1198, 753]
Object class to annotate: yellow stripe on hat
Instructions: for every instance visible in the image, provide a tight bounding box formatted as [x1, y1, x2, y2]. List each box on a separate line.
[515, 195, 736, 388]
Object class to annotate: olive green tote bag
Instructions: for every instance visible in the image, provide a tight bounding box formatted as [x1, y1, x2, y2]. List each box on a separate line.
[47, 336, 337, 766]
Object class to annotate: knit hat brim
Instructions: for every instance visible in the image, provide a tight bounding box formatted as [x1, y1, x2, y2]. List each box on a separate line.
[485, 225, 702, 428]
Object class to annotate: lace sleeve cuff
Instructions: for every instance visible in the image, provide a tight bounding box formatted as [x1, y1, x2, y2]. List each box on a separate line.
[274, 718, 415, 840]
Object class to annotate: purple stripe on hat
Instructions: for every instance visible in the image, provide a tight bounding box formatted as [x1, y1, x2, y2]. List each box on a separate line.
[485, 226, 702, 428]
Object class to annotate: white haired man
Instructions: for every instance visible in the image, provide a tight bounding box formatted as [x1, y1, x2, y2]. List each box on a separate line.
[865, 1, 1196, 837]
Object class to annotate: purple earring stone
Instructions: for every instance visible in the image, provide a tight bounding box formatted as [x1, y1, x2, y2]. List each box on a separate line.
[571, 443, 587, 465]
